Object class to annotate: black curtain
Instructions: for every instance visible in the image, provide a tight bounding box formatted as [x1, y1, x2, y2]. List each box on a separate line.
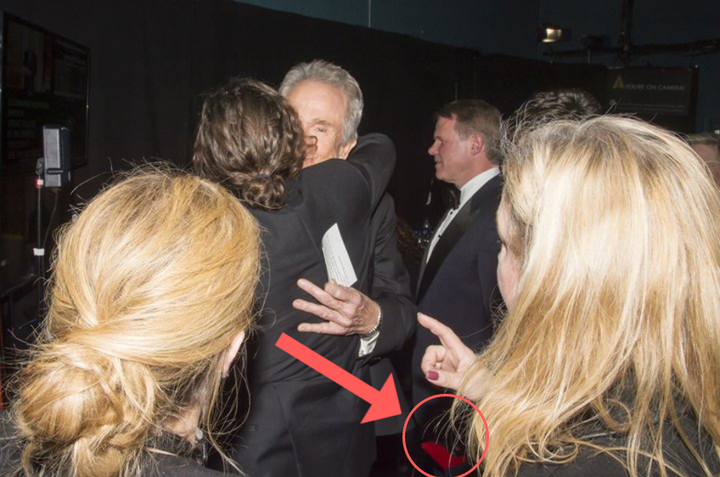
[0, 0, 608, 243]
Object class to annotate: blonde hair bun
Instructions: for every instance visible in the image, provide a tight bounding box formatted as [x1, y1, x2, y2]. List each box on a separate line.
[12, 167, 260, 477]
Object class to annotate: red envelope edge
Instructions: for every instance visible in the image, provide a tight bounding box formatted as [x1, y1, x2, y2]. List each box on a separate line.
[420, 441, 467, 470]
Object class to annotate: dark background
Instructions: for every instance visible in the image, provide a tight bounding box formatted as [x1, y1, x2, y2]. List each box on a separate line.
[0, 0, 613, 232]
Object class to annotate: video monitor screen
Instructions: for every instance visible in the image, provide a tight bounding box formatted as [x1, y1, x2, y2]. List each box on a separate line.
[0, 12, 89, 174]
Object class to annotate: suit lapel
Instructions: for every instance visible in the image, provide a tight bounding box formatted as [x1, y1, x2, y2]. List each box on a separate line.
[416, 200, 477, 302]
[415, 175, 502, 302]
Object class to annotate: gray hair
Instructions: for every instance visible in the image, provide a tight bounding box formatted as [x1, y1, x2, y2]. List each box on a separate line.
[279, 59, 363, 146]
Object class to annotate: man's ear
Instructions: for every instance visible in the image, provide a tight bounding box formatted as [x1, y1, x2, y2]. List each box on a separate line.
[470, 133, 486, 156]
[338, 137, 358, 160]
[222, 331, 246, 378]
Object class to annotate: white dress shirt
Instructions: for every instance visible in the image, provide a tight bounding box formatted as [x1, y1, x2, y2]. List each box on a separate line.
[425, 167, 500, 262]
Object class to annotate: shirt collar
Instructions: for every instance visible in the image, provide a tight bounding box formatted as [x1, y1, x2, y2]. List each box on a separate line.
[458, 167, 500, 208]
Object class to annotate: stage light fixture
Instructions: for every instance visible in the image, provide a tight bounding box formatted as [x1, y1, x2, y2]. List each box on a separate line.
[538, 24, 570, 43]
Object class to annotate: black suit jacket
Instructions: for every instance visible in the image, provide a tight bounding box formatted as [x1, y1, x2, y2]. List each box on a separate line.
[225, 134, 396, 477]
[411, 174, 503, 425]
[365, 193, 416, 436]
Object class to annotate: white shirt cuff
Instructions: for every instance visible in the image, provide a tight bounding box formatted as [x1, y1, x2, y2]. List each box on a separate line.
[358, 329, 380, 357]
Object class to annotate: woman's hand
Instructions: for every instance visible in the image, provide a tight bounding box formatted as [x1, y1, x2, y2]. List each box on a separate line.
[419, 313, 483, 395]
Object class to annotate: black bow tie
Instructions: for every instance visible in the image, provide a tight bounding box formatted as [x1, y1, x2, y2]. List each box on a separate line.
[444, 186, 460, 210]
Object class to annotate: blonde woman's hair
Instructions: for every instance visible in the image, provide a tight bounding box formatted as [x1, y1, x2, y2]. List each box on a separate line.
[461, 116, 720, 476]
[10, 169, 260, 476]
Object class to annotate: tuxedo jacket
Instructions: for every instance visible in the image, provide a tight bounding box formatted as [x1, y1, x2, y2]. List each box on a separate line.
[224, 134, 395, 477]
[411, 174, 503, 425]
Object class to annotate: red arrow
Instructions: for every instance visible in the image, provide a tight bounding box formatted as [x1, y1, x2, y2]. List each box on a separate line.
[275, 333, 401, 423]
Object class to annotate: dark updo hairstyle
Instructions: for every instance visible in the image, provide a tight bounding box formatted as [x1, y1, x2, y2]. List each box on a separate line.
[507, 89, 601, 142]
[193, 77, 306, 210]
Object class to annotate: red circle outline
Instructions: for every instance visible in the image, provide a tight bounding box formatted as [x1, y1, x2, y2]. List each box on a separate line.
[402, 393, 489, 477]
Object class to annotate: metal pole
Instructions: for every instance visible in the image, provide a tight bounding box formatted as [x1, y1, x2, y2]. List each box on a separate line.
[34, 160, 45, 320]
[619, 0, 634, 66]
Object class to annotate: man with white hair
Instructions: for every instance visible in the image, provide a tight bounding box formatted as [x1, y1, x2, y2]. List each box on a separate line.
[283, 59, 416, 472]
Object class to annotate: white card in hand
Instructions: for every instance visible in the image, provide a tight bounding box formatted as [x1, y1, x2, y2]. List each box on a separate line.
[321, 223, 357, 287]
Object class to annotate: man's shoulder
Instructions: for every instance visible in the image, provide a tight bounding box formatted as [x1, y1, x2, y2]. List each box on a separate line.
[469, 173, 503, 206]
[303, 157, 356, 179]
[300, 159, 370, 203]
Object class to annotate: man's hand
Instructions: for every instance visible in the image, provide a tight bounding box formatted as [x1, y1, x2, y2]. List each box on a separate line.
[293, 278, 380, 336]
[419, 313, 488, 399]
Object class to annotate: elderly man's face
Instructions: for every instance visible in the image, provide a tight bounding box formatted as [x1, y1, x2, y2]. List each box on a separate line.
[286, 80, 354, 167]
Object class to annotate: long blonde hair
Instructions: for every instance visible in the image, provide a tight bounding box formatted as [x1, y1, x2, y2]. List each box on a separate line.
[462, 116, 720, 476]
[11, 169, 260, 476]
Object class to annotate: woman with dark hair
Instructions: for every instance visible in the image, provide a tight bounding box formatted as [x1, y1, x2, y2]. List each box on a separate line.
[193, 78, 395, 477]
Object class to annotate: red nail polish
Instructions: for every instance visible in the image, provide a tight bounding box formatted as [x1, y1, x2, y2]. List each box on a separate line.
[427, 370, 439, 381]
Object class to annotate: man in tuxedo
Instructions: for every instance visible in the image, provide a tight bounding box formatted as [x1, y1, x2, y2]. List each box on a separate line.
[410, 99, 503, 475]
[280, 60, 416, 464]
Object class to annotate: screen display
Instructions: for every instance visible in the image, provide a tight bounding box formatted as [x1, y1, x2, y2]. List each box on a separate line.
[1, 12, 89, 174]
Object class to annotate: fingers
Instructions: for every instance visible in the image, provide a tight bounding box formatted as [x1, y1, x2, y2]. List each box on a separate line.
[418, 313, 479, 392]
[297, 279, 337, 306]
[292, 299, 352, 327]
[420, 345, 447, 375]
[324, 280, 362, 305]
[297, 321, 347, 335]
[417, 313, 468, 352]
[294, 278, 366, 333]
[420, 345, 464, 391]
[427, 369, 464, 391]
[417, 312, 450, 335]
[297, 278, 361, 310]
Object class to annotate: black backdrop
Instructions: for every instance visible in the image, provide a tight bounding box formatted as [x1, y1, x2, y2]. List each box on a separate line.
[0, 0, 608, 260]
